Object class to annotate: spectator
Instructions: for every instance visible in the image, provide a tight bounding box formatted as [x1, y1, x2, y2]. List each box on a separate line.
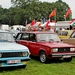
[48, 26, 54, 32]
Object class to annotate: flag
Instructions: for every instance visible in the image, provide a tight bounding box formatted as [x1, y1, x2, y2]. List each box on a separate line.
[31, 19, 35, 26]
[38, 22, 42, 27]
[52, 20, 55, 22]
[49, 9, 56, 18]
[45, 20, 50, 28]
[65, 8, 71, 18]
[70, 19, 75, 27]
[41, 18, 45, 24]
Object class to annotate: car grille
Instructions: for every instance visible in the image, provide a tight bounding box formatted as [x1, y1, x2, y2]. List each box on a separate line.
[2, 52, 22, 58]
[58, 48, 70, 52]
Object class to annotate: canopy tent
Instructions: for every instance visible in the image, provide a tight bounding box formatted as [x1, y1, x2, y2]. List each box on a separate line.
[10, 25, 26, 30]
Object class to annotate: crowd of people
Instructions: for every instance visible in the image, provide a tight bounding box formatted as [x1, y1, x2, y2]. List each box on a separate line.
[27, 26, 54, 32]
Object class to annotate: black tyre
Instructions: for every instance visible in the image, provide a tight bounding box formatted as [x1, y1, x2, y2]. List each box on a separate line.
[39, 51, 48, 63]
[64, 57, 72, 62]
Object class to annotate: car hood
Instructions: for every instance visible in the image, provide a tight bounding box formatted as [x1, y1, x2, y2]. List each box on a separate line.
[0, 42, 29, 51]
[38, 42, 75, 48]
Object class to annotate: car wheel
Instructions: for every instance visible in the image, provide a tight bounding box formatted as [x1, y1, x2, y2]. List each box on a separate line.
[64, 57, 72, 62]
[39, 51, 48, 63]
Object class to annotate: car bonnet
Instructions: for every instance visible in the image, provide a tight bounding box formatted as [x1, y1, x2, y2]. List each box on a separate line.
[38, 42, 75, 48]
[0, 42, 29, 51]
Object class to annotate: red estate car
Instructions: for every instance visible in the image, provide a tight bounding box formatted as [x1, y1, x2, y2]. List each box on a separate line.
[15, 31, 75, 63]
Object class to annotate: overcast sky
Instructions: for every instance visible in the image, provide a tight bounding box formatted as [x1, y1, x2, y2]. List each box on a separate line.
[0, 0, 75, 18]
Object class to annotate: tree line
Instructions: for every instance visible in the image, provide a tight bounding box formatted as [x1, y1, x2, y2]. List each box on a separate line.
[0, 0, 71, 26]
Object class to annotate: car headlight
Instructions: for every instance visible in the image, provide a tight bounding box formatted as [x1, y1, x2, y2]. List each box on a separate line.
[22, 52, 29, 56]
[70, 48, 75, 51]
[0, 53, 2, 58]
[52, 48, 58, 52]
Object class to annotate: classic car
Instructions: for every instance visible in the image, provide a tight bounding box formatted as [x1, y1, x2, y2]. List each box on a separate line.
[0, 30, 30, 68]
[57, 30, 73, 39]
[60, 30, 75, 45]
[15, 31, 75, 63]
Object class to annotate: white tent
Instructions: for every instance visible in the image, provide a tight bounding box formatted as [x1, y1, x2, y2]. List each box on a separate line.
[11, 25, 26, 30]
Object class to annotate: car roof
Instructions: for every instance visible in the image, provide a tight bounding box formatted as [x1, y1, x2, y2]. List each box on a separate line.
[20, 31, 55, 34]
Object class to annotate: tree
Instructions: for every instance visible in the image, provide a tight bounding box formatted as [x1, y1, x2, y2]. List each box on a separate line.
[0, 0, 72, 26]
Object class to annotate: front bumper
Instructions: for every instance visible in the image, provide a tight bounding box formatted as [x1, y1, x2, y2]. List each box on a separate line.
[49, 53, 75, 58]
[0, 58, 30, 67]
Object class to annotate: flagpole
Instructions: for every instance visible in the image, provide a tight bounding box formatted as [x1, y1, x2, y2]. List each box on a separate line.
[64, 15, 66, 21]
[65, 17, 66, 21]
[55, 8, 56, 33]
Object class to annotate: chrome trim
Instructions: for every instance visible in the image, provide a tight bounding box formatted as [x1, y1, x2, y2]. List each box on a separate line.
[51, 53, 75, 57]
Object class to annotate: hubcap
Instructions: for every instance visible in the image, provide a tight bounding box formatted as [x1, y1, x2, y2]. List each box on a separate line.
[40, 54, 46, 62]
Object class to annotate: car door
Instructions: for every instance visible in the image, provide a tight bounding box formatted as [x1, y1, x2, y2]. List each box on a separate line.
[27, 33, 39, 55]
[19, 33, 29, 46]
[16, 33, 39, 55]
[15, 33, 29, 46]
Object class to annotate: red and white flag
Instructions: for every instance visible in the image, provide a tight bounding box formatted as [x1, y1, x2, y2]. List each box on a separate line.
[45, 20, 50, 28]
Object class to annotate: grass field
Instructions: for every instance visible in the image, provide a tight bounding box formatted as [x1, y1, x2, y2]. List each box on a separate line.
[0, 57, 75, 75]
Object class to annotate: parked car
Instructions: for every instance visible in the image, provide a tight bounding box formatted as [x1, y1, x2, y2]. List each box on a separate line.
[57, 30, 73, 39]
[15, 31, 75, 63]
[0, 30, 30, 68]
[60, 30, 75, 45]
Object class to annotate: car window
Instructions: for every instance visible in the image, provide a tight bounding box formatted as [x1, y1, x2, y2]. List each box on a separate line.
[29, 34, 36, 42]
[37, 33, 61, 42]
[21, 33, 29, 40]
[57, 31, 68, 36]
[71, 32, 75, 38]
[0, 32, 15, 42]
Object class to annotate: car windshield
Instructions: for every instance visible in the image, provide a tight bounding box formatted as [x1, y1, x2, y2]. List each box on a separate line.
[37, 33, 61, 42]
[57, 30, 73, 36]
[0, 32, 15, 42]
[57, 31, 68, 36]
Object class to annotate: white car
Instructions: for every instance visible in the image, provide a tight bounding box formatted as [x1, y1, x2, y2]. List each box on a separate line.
[0, 30, 30, 68]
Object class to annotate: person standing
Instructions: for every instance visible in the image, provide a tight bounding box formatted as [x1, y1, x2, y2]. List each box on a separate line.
[48, 26, 54, 32]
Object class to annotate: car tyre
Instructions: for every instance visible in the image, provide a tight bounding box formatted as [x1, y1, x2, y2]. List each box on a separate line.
[39, 51, 48, 63]
[64, 57, 72, 62]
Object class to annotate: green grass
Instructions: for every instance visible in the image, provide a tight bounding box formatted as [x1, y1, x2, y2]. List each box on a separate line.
[0, 57, 75, 75]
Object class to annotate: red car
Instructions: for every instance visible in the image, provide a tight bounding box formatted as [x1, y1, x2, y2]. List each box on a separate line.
[15, 31, 75, 63]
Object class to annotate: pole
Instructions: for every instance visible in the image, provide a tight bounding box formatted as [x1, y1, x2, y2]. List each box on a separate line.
[64, 15, 66, 21]
[54, 8, 56, 33]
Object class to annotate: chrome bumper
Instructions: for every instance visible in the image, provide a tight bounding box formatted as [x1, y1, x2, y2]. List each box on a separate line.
[49, 53, 75, 58]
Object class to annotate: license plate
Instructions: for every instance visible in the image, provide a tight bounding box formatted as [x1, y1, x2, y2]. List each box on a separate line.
[7, 60, 21, 64]
[63, 56, 71, 58]
[23, 61, 27, 65]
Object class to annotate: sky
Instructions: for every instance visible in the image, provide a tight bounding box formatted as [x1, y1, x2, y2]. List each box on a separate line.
[0, 0, 75, 18]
